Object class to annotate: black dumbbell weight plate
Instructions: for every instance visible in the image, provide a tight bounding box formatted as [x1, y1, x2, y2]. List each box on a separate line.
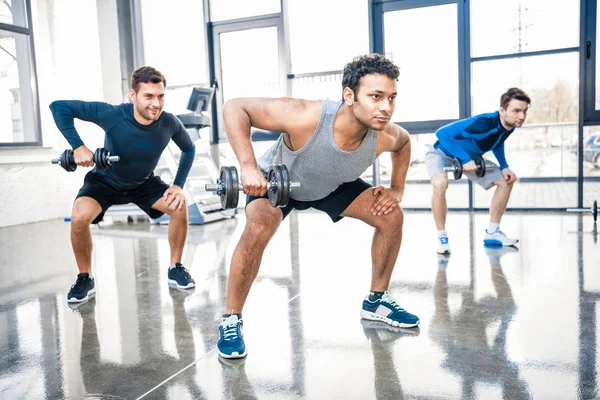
[220, 166, 239, 209]
[62, 149, 77, 172]
[452, 158, 462, 180]
[267, 165, 283, 207]
[277, 165, 291, 208]
[93, 148, 105, 170]
[475, 157, 486, 178]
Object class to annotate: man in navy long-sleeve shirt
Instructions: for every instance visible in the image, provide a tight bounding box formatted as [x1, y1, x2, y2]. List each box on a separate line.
[50, 66, 197, 303]
[425, 87, 531, 254]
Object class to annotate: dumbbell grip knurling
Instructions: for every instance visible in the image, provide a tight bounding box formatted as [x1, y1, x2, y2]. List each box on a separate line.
[205, 181, 301, 191]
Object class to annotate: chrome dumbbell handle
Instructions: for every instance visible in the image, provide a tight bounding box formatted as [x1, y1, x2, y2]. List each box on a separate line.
[105, 155, 120, 163]
[205, 181, 301, 192]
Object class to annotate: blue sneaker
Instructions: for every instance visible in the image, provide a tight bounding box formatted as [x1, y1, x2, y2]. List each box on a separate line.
[218, 314, 247, 359]
[167, 263, 195, 289]
[360, 291, 420, 328]
[484, 228, 518, 247]
[437, 235, 451, 255]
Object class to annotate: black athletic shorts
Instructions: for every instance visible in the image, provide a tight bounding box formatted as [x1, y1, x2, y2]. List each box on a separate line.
[246, 178, 371, 222]
[76, 172, 169, 224]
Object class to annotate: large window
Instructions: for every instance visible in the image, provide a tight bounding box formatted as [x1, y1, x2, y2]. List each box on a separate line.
[0, 0, 39, 146]
[140, 0, 208, 114]
[383, 4, 459, 122]
[471, 52, 579, 179]
[470, 0, 579, 58]
[210, 0, 280, 22]
[0, 0, 27, 27]
[288, 0, 369, 74]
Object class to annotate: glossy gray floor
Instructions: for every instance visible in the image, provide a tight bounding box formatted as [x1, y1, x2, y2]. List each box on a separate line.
[0, 211, 599, 400]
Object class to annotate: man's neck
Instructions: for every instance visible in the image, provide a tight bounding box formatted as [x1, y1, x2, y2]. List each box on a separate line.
[133, 108, 153, 126]
[499, 114, 513, 131]
[337, 104, 369, 140]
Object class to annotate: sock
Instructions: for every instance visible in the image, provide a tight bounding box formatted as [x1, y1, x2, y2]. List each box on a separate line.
[488, 223, 499, 233]
[78, 272, 92, 280]
[169, 263, 181, 270]
[223, 313, 242, 319]
[438, 230, 447, 238]
[368, 291, 385, 301]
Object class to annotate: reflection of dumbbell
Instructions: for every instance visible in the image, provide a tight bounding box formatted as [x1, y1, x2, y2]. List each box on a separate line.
[443, 157, 486, 180]
[205, 164, 301, 209]
[51, 148, 120, 172]
[567, 200, 598, 223]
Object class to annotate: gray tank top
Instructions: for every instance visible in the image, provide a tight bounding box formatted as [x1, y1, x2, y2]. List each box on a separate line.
[257, 100, 377, 201]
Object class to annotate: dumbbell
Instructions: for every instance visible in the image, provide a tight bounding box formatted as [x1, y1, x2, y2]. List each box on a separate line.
[205, 164, 301, 209]
[51, 148, 120, 172]
[443, 157, 486, 180]
[567, 200, 598, 223]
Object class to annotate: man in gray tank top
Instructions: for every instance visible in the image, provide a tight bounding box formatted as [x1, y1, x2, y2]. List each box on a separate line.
[217, 54, 420, 360]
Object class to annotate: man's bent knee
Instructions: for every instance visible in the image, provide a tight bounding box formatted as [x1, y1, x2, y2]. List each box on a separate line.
[71, 198, 101, 230]
[166, 205, 188, 220]
[374, 206, 404, 231]
[494, 178, 514, 190]
[431, 174, 449, 197]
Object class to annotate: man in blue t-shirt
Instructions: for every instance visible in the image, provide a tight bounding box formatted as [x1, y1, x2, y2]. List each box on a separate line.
[50, 66, 196, 304]
[425, 87, 531, 254]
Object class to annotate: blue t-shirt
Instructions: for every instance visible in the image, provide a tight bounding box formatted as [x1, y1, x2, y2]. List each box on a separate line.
[434, 111, 514, 169]
[50, 101, 195, 190]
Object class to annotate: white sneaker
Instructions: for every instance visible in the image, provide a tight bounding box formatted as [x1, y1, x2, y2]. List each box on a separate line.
[436, 236, 451, 254]
[483, 228, 519, 247]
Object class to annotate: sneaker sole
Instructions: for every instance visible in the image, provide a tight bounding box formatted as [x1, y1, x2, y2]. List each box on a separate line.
[436, 249, 451, 255]
[67, 287, 96, 303]
[483, 239, 519, 247]
[360, 310, 420, 328]
[218, 349, 248, 359]
[168, 279, 196, 289]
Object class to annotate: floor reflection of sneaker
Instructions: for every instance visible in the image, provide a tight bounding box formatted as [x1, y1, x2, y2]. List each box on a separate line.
[361, 319, 420, 344]
[361, 291, 420, 328]
[437, 235, 451, 255]
[437, 253, 451, 271]
[68, 296, 96, 314]
[483, 228, 519, 246]
[485, 245, 519, 264]
[168, 286, 195, 303]
[167, 263, 196, 289]
[218, 355, 247, 369]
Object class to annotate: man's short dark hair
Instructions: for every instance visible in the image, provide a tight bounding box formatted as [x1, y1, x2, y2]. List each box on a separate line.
[131, 66, 167, 92]
[500, 87, 531, 109]
[342, 54, 400, 100]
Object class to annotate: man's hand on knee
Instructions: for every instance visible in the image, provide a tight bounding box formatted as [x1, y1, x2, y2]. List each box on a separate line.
[370, 186, 402, 216]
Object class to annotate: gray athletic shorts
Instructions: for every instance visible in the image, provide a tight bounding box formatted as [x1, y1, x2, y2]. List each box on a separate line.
[425, 145, 504, 190]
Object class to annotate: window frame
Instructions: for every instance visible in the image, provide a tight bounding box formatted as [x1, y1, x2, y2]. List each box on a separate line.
[0, 0, 41, 147]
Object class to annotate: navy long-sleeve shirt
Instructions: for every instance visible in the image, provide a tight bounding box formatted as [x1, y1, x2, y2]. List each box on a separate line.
[49, 101, 195, 190]
[434, 111, 514, 169]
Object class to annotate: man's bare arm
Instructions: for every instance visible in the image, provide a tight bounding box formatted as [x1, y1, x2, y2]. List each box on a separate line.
[388, 124, 411, 192]
[223, 97, 312, 168]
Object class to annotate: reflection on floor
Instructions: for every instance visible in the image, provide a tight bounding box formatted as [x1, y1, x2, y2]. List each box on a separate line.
[0, 211, 598, 399]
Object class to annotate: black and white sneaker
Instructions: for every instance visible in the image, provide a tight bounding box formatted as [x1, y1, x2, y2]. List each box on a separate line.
[67, 273, 96, 303]
[167, 263, 195, 289]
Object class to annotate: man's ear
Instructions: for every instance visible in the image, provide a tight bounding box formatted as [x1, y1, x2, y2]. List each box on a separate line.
[343, 87, 355, 106]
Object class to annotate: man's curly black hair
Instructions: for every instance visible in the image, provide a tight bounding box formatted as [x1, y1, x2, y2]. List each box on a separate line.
[341, 54, 400, 101]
